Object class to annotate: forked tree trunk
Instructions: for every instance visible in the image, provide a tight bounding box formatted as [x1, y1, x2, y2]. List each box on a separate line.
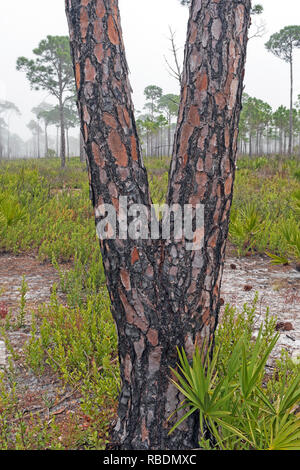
[65, 0, 251, 450]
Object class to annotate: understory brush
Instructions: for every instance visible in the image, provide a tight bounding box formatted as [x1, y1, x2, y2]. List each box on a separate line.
[229, 156, 300, 263]
[0, 155, 299, 449]
[170, 297, 300, 450]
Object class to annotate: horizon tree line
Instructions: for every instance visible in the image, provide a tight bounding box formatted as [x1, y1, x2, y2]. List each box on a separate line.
[1, 10, 300, 164]
[0, 98, 80, 160]
[238, 92, 300, 157]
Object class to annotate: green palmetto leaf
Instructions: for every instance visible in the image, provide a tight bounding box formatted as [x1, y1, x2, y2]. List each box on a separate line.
[225, 339, 244, 381]
[268, 418, 300, 450]
[168, 406, 198, 435]
[213, 417, 254, 447]
[266, 252, 290, 266]
[278, 374, 300, 415]
[168, 323, 299, 450]
[253, 387, 276, 415]
[170, 347, 237, 434]
[240, 327, 279, 399]
[169, 376, 200, 409]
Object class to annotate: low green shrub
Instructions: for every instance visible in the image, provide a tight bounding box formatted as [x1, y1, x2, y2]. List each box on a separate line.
[169, 299, 300, 450]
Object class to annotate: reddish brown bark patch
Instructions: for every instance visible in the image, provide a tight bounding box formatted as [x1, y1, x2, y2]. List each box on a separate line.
[117, 106, 131, 128]
[94, 44, 104, 63]
[84, 58, 96, 81]
[141, 417, 149, 444]
[108, 130, 128, 167]
[124, 353, 132, 382]
[224, 128, 230, 149]
[120, 269, 131, 291]
[75, 63, 81, 90]
[103, 112, 118, 129]
[96, 0, 106, 18]
[94, 20, 104, 43]
[131, 247, 140, 265]
[215, 92, 226, 110]
[119, 290, 148, 333]
[188, 105, 201, 127]
[179, 123, 193, 166]
[80, 7, 89, 40]
[147, 329, 159, 347]
[92, 142, 105, 167]
[196, 72, 208, 91]
[224, 174, 233, 196]
[130, 135, 138, 162]
[83, 123, 88, 142]
[107, 15, 119, 45]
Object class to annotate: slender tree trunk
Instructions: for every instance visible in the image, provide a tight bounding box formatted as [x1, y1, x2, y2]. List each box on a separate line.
[66, 127, 70, 160]
[59, 98, 66, 168]
[37, 123, 40, 159]
[284, 131, 287, 155]
[289, 55, 293, 156]
[66, 0, 251, 450]
[56, 126, 59, 157]
[160, 127, 163, 158]
[58, 59, 66, 168]
[45, 123, 49, 157]
[146, 130, 149, 157]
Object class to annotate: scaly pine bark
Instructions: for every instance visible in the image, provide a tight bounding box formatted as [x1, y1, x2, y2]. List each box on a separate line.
[65, 0, 251, 450]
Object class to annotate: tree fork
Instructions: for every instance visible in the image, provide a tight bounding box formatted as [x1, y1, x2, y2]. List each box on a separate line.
[65, 0, 251, 450]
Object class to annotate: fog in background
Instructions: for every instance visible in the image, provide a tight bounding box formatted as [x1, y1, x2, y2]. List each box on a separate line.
[0, 0, 299, 148]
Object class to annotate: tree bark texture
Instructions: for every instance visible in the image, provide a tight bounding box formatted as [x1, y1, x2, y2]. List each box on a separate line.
[65, 0, 251, 450]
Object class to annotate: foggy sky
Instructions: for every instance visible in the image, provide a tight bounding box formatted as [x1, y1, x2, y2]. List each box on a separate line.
[1, 0, 300, 141]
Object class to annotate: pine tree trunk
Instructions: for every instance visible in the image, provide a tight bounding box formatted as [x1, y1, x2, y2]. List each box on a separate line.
[37, 124, 40, 159]
[56, 126, 59, 158]
[59, 99, 66, 168]
[45, 123, 49, 157]
[289, 56, 293, 156]
[66, 127, 70, 160]
[65, 0, 251, 450]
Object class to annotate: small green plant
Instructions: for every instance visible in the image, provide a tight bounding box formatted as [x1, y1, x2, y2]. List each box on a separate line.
[24, 286, 119, 447]
[169, 301, 300, 450]
[229, 203, 266, 254]
[17, 276, 28, 328]
[0, 195, 26, 228]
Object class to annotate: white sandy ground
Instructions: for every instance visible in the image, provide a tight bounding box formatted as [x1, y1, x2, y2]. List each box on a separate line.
[0, 254, 299, 368]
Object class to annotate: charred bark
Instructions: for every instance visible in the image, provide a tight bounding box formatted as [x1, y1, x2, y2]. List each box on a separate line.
[65, 0, 251, 450]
